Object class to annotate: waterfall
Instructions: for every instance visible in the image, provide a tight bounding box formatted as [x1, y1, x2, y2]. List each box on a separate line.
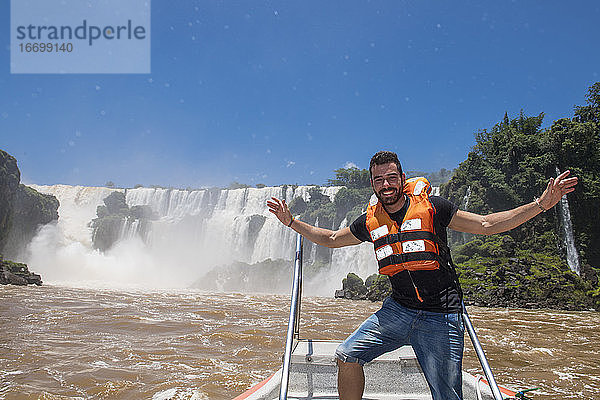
[460, 186, 473, 244]
[27, 184, 122, 247]
[462, 186, 471, 211]
[555, 168, 581, 276]
[119, 219, 141, 241]
[24, 184, 359, 293]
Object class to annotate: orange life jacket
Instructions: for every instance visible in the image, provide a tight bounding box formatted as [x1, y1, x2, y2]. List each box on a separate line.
[365, 177, 441, 277]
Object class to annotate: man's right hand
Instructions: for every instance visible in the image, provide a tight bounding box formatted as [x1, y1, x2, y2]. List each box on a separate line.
[267, 197, 293, 226]
[266, 197, 362, 248]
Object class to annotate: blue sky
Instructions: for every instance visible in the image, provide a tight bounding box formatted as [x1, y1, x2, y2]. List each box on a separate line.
[1, 1, 599, 188]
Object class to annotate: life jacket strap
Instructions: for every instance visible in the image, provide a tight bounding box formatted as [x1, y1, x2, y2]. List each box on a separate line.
[373, 231, 440, 249]
[378, 251, 440, 269]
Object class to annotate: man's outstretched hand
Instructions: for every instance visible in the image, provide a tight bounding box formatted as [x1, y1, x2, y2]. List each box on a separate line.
[267, 197, 294, 226]
[538, 170, 579, 211]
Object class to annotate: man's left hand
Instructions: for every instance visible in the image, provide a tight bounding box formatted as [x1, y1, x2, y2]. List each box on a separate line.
[538, 170, 579, 210]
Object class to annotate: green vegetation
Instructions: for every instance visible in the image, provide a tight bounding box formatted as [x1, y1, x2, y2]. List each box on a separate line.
[438, 82, 600, 309]
[452, 236, 598, 309]
[291, 168, 373, 228]
[406, 168, 455, 187]
[327, 167, 371, 188]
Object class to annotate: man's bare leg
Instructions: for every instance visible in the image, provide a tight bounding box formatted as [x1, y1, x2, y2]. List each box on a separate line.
[337, 359, 365, 400]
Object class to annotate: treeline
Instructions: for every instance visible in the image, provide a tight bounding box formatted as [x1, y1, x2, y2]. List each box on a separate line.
[441, 82, 600, 277]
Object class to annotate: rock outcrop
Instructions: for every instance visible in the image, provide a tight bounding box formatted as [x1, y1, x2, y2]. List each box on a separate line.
[335, 273, 392, 301]
[91, 191, 157, 251]
[0, 255, 42, 286]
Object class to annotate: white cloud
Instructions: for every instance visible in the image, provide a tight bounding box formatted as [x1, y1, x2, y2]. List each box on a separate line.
[286, 161, 296, 168]
[344, 161, 359, 169]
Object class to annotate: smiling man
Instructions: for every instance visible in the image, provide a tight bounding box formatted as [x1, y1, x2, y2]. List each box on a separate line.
[266, 150, 578, 400]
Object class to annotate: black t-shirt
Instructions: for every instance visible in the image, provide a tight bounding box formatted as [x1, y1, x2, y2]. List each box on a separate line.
[350, 195, 462, 313]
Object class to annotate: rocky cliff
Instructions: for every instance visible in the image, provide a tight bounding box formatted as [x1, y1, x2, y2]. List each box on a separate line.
[0, 149, 59, 268]
[0, 150, 20, 252]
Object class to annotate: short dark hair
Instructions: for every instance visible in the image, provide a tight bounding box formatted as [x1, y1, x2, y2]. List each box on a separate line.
[369, 151, 403, 178]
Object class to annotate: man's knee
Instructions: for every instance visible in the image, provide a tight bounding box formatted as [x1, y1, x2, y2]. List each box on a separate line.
[335, 342, 369, 366]
[337, 357, 356, 368]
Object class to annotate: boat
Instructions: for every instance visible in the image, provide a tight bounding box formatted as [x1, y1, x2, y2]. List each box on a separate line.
[234, 234, 535, 400]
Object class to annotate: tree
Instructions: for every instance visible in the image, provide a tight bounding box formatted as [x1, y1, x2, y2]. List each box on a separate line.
[327, 167, 371, 188]
[575, 82, 600, 123]
[228, 181, 250, 189]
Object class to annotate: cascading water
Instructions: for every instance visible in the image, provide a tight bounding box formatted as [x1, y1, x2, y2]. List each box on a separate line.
[462, 186, 471, 211]
[25, 184, 373, 295]
[460, 186, 473, 244]
[555, 167, 581, 276]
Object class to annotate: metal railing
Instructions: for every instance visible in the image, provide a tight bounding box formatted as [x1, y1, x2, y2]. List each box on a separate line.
[279, 233, 303, 400]
[462, 302, 503, 400]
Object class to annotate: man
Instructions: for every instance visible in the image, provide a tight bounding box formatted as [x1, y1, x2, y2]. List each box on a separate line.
[266, 151, 578, 400]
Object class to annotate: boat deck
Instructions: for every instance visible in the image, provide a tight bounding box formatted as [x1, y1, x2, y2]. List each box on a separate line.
[238, 339, 509, 400]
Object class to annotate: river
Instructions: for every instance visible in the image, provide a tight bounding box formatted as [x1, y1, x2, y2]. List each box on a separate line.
[1, 284, 599, 399]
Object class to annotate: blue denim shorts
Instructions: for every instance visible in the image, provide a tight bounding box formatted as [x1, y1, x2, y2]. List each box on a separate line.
[335, 297, 465, 400]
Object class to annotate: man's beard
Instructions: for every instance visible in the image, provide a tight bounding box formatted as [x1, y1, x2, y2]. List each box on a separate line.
[375, 187, 403, 205]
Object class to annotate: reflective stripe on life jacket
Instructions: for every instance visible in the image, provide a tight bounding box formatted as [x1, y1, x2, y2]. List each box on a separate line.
[365, 177, 441, 277]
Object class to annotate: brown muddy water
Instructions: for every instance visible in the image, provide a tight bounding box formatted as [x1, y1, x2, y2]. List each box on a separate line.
[1, 285, 599, 399]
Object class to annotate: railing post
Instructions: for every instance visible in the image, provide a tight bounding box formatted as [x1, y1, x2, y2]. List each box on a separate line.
[462, 302, 504, 400]
[294, 236, 303, 340]
[279, 234, 304, 400]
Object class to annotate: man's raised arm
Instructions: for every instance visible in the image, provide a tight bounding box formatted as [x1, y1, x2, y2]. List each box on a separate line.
[267, 197, 362, 248]
[449, 170, 578, 235]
